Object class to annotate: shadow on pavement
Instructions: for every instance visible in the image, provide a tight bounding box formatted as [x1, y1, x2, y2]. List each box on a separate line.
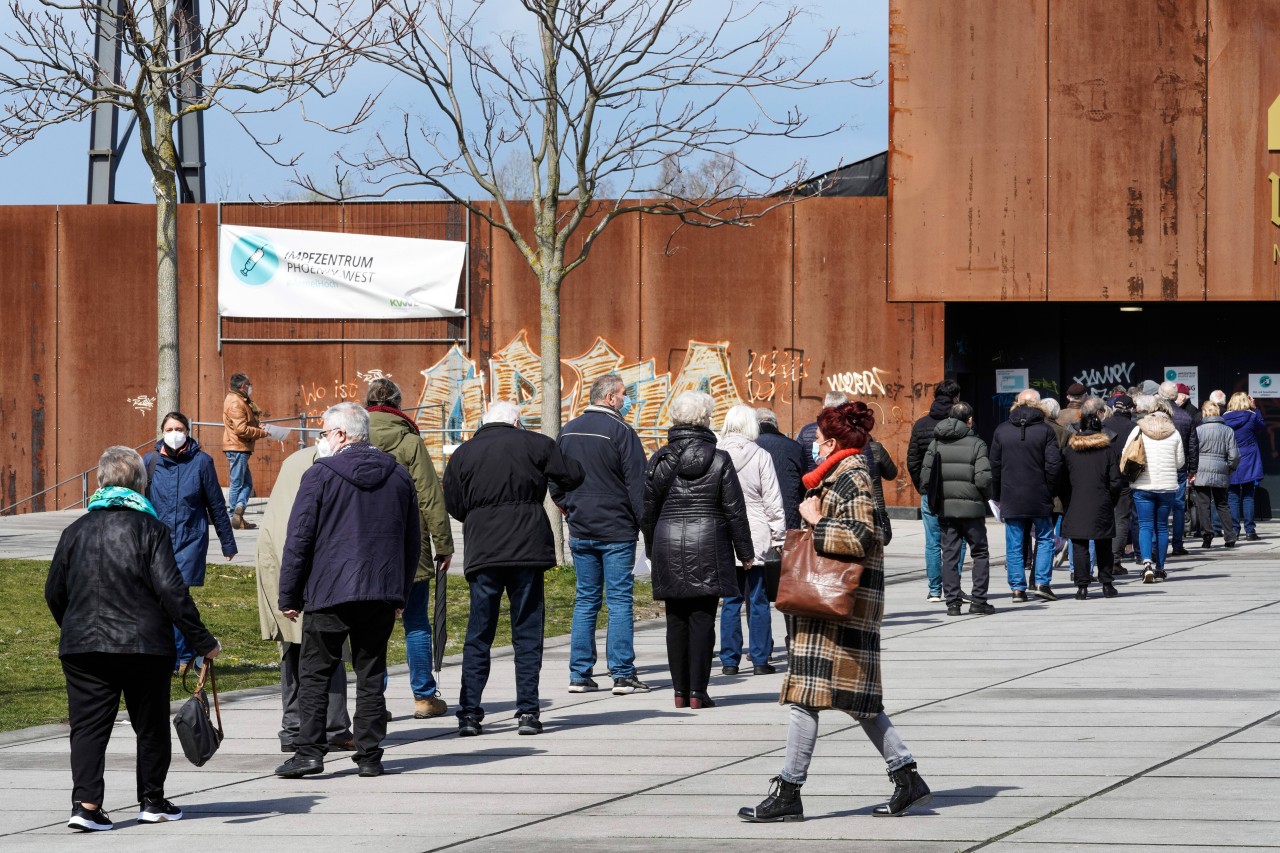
[198, 795, 327, 824]
[806, 784, 1019, 820]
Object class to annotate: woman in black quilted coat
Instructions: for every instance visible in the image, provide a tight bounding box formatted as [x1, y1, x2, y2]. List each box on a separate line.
[642, 391, 754, 710]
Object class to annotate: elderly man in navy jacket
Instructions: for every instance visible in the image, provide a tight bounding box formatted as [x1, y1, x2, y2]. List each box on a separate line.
[551, 374, 648, 696]
[275, 402, 420, 780]
[445, 401, 584, 737]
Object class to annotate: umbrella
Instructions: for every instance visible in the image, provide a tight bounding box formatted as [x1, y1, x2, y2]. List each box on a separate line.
[432, 556, 450, 677]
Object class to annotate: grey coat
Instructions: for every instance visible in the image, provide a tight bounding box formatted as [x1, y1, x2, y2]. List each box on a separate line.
[1194, 416, 1239, 489]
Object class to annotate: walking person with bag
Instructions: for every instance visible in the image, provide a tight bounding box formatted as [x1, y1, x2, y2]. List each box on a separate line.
[1124, 396, 1185, 583]
[739, 404, 931, 824]
[1060, 408, 1123, 599]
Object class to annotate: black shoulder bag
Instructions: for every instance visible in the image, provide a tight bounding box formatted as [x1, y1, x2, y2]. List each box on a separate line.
[173, 660, 224, 767]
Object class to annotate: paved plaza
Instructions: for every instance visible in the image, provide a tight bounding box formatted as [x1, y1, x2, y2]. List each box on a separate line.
[1, 509, 1277, 851]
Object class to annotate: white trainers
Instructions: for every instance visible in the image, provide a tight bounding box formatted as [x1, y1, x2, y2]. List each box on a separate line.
[926, 593, 943, 603]
[1142, 561, 1155, 584]
[68, 804, 113, 831]
[138, 798, 183, 823]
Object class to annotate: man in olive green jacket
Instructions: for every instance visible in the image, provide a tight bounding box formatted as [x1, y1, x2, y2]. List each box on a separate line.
[256, 443, 353, 752]
[366, 379, 455, 719]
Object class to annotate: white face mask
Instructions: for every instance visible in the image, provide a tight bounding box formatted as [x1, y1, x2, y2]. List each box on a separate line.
[315, 437, 333, 458]
[163, 430, 187, 451]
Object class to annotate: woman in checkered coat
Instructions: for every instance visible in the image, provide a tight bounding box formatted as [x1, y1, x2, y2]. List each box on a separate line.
[739, 402, 932, 823]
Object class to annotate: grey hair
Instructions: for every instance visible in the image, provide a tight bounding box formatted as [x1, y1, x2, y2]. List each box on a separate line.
[720, 404, 760, 441]
[1013, 388, 1041, 409]
[1152, 397, 1174, 416]
[589, 374, 624, 405]
[822, 391, 848, 408]
[482, 400, 521, 426]
[755, 407, 779, 427]
[1209, 389, 1227, 406]
[1081, 397, 1107, 419]
[323, 401, 370, 441]
[1158, 380, 1178, 401]
[668, 391, 714, 428]
[97, 445, 147, 493]
[1038, 397, 1061, 419]
[1133, 394, 1157, 414]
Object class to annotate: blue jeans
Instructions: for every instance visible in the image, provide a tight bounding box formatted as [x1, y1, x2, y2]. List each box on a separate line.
[922, 495, 964, 596]
[403, 579, 438, 698]
[569, 539, 637, 681]
[1133, 489, 1178, 569]
[720, 566, 773, 667]
[1170, 471, 1188, 548]
[225, 450, 253, 511]
[1005, 517, 1053, 590]
[459, 568, 544, 720]
[1227, 482, 1257, 536]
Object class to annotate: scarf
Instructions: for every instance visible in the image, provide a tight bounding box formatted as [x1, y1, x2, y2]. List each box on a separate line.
[802, 447, 862, 491]
[237, 389, 263, 419]
[368, 404, 421, 435]
[87, 486, 157, 517]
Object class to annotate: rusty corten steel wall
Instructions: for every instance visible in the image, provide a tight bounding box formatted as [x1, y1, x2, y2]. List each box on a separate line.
[1207, 0, 1280, 300]
[1047, 0, 1207, 302]
[2, 197, 943, 511]
[888, 0, 1049, 302]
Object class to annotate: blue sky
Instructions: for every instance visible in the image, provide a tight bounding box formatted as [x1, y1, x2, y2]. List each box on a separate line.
[0, 1, 888, 205]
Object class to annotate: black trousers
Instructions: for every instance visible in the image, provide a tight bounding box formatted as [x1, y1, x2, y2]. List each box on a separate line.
[296, 601, 396, 764]
[61, 653, 173, 806]
[1193, 486, 1236, 545]
[940, 517, 990, 606]
[279, 640, 351, 748]
[1113, 486, 1133, 558]
[1071, 538, 1114, 586]
[665, 596, 718, 694]
[458, 568, 546, 720]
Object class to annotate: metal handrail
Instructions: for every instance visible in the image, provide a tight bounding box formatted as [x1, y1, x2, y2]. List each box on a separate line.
[0, 438, 156, 516]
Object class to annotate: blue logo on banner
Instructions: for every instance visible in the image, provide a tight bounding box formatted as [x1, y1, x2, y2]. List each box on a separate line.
[230, 235, 279, 286]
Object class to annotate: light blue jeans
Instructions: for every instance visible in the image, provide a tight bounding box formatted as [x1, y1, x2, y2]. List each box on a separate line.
[569, 538, 637, 682]
[922, 495, 964, 596]
[720, 566, 773, 667]
[225, 450, 253, 512]
[782, 705, 914, 784]
[1133, 489, 1177, 569]
[403, 579, 439, 698]
[1005, 516, 1053, 590]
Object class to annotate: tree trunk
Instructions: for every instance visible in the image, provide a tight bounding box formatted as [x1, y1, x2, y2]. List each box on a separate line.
[540, 268, 565, 564]
[155, 184, 180, 433]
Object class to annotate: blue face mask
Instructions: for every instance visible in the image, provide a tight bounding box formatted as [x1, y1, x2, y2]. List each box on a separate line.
[812, 441, 822, 462]
[618, 395, 634, 418]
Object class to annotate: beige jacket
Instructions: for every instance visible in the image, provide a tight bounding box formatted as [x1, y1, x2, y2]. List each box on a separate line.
[255, 446, 316, 643]
[223, 391, 270, 452]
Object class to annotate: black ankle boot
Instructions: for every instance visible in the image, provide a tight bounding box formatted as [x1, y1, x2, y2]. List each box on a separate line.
[738, 775, 804, 822]
[872, 763, 932, 816]
[1075, 585, 1088, 600]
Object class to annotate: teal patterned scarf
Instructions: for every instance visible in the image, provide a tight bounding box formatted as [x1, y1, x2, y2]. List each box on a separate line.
[86, 486, 157, 518]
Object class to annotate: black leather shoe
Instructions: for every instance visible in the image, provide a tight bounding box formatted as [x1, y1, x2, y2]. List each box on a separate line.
[1011, 590, 1028, 602]
[1202, 536, 1213, 548]
[945, 604, 962, 616]
[457, 716, 483, 737]
[275, 756, 323, 778]
[738, 776, 804, 823]
[1102, 583, 1119, 598]
[721, 665, 739, 676]
[873, 763, 932, 816]
[752, 663, 776, 676]
[357, 761, 384, 778]
[1074, 586, 1088, 600]
[1112, 564, 1129, 575]
[1170, 547, 1190, 556]
[1032, 585, 1058, 602]
[690, 692, 716, 709]
[968, 600, 995, 615]
[1247, 533, 1262, 541]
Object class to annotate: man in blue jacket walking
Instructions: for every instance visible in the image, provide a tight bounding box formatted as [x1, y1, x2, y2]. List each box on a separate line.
[552, 375, 650, 695]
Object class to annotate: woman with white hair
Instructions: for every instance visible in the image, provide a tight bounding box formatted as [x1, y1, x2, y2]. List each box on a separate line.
[717, 404, 786, 677]
[642, 391, 754, 709]
[1123, 396, 1184, 582]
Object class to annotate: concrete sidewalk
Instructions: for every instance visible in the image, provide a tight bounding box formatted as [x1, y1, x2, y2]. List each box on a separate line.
[2, 516, 1278, 851]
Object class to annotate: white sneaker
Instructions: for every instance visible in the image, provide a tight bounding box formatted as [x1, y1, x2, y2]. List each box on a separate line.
[1142, 561, 1155, 584]
[138, 798, 183, 823]
[926, 593, 943, 603]
[68, 804, 113, 831]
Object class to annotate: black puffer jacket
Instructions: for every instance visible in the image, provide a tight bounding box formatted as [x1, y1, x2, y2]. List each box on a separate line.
[919, 418, 992, 519]
[1169, 403, 1200, 475]
[46, 508, 216, 657]
[990, 405, 1062, 518]
[1060, 430, 1121, 540]
[642, 425, 754, 600]
[907, 395, 954, 491]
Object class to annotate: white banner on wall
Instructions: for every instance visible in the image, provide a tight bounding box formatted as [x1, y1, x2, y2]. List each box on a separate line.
[217, 224, 466, 319]
[995, 368, 1029, 394]
[1163, 366, 1199, 405]
[1249, 373, 1280, 399]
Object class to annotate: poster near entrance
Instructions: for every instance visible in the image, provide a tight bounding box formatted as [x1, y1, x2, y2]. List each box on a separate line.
[1249, 374, 1280, 399]
[1163, 366, 1198, 405]
[995, 368, 1029, 394]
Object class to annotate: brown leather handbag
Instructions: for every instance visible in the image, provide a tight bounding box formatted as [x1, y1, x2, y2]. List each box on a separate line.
[775, 528, 865, 621]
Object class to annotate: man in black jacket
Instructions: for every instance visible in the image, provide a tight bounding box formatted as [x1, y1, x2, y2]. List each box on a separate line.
[276, 402, 421, 780]
[755, 407, 806, 529]
[1161, 381, 1199, 555]
[1101, 395, 1138, 574]
[445, 401, 585, 737]
[919, 403, 994, 615]
[551, 375, 648, 696]
[906, 379, 963, 602]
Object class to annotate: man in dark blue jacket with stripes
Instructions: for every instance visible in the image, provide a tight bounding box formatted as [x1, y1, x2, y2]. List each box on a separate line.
[551, 374, 649, 696]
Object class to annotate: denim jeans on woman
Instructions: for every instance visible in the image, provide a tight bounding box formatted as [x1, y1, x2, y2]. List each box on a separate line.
[1132, 489, 1178, 569]
[921, 495, 964, 597]
[720, 565, 772, 668]
[1227, 482, 1257, 537]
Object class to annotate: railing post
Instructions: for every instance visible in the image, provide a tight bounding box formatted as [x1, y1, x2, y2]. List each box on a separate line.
[81, 472, 88, 508]
[298, 414, 307, 450]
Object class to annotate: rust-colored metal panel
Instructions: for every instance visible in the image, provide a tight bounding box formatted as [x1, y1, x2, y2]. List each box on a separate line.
[888, 0, 1048, 301]
[1048, 0, 1207, 302]
[1207, 0, 1280, 300]
[0, 207, 58, 512]
[793, 198, 944, 507]
[54, 205, 159, 507]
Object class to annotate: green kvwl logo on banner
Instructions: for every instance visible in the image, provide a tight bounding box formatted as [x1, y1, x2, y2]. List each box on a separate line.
[230, 235, 279, 286]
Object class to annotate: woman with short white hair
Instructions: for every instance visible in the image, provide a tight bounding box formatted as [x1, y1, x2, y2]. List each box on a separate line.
[717, 404, 786, 677]
[642, 392, 754, 709]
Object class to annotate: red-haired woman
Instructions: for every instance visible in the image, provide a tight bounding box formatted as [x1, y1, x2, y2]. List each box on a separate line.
[739, 403, 931, 823]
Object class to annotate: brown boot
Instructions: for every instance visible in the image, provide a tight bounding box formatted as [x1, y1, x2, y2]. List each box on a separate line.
[232, 506, 256, 530]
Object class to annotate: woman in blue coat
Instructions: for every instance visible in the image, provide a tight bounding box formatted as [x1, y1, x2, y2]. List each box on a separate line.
[1223, 393, 1267, 542]
[143, 411, 238, 665]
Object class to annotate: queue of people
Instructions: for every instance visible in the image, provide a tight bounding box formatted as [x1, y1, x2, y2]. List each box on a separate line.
[47, 371, 1267, 831]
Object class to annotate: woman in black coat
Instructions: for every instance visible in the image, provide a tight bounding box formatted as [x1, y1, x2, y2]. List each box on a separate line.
[46, 446, 220, 832]
[642, 391, 754, 709]
[1060, 412, 1123, 599]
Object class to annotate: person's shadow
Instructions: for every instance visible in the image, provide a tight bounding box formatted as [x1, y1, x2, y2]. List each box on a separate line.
[808, 783, 1019, 820]
[184, 794, 326, 824]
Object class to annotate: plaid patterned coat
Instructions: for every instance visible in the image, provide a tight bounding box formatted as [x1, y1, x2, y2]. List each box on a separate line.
[778, 452, 886, 719]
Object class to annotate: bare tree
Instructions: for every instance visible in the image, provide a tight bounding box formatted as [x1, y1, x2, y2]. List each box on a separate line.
[0, 0, 374, 430]
[657, 149, 744, 200]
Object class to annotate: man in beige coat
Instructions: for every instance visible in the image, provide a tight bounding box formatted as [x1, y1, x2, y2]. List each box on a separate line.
[256, 443, 353, 752]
